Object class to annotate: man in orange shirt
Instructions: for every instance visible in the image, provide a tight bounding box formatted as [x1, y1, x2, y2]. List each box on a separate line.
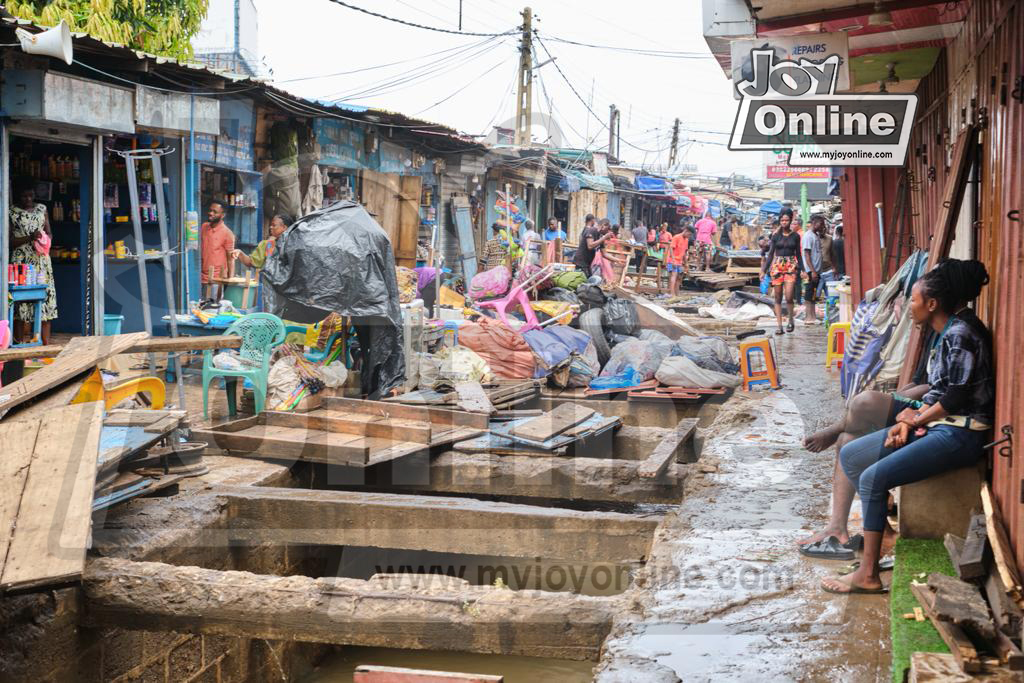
[201, 201, 235, 295]
[666, 226, 689, 297]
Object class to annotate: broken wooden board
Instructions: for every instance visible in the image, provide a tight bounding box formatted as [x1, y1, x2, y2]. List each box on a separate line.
[263, 409, 433, 443]
[583, 380, 657, 397]
[103, 409, 187, 428]
[927, 572, 997, 641]
[0, 334, 241, 363]
[493, 413, 613, 451]
[0, 333, 149, 419]
[324, 396, 489, 431]
[959, 513, 989, 581]
[637, 418, 698, 479]
[911, 581, 982, 674]
[507, 403, 596, 444]
[980, 482, 1023, 603]
[1, 401, 105, 592]
[627, 390, 701, 402]
[985, 569, 1024, 638]
[453, 382, 495, 415]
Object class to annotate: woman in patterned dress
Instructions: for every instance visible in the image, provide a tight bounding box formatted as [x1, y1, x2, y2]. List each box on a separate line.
[9, 178, 56, 345]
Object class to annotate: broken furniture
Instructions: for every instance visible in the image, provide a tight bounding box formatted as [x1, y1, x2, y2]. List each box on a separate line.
[192, 397, 487, 468]
[202, 313, 285, 418]
[475, 264, 555, 333]
[73, 367, 166, 410]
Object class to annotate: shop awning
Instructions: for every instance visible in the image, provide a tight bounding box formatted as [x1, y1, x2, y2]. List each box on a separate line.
[635, 175, 673, 195]
[560, 170, 614, 193]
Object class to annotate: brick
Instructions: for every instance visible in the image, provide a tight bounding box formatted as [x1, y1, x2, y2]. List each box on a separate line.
[167, 637, 202, 680]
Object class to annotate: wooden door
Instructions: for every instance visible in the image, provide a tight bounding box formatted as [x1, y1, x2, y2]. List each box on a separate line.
[396, 175, 422, 268]
[451, 195, 477, 281]
[360, 169, 401, 248]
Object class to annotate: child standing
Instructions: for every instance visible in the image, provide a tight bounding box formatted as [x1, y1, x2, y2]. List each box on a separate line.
[667, 227, 689, 297]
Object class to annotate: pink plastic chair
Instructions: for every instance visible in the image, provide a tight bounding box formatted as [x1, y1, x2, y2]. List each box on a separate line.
[476, 264, 554, 333]
[0, 320, 9, 387]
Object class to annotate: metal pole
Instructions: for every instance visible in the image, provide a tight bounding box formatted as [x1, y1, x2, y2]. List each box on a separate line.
[150, 151, 186, 410]
[875, 202, 886, 277]
[800, 182, 809, 224]
[122, 152, 156, 372]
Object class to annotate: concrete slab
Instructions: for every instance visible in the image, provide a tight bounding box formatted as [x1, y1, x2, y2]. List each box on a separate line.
[218, 486, 659, 564]
[899, 461, 985, 540]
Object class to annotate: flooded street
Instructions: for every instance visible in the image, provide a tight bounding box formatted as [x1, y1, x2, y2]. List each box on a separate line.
[597, 324, 891, 682]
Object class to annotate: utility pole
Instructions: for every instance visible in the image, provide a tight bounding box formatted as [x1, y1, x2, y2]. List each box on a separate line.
[608, 104, 620, 160]
[514, 7, 533, 146]
[668, 117, 680, 168]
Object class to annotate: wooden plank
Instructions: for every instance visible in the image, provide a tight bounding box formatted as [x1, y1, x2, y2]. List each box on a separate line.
[943, 533, 966, 577]
[0, 335, 243, 363]
[396, 175, 422, 268]
[980, 482, 1023, 603]
[143, 415, 184, 434]
[910, 582, 982, 674]
[1, 402, 104, 591]
[637, 418, 698, 479]
[507, 403, 595, 444]
[453, 382, 495, 415]
[927, 572, 997, 640]
[985, 569, 1024, 638]
[263, 409, 433, 444]
[649, 386, 727, 395]
[0, 420, 42, 576]
[562, 416, 620, 439]
[583, 380, 657, 397]
[189, 423, 371, 466]
[898, 127, 976, 388]
[627, 390, 701, 401]
[323, 397, 489, 430]
[958, 514, 989, 581]
[0, 333, 149, 419]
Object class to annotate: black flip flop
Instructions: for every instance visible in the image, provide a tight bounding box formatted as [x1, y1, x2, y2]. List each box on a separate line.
[786, 320, 795, 332]
[776, 327, 785, 336]
[798, 535, 860, 560]
[837, 557, 895, 576]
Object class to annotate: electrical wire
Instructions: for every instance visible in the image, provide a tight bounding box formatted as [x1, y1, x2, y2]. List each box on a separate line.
[541, 33, 713, 59]
[322, 35, 506, 102]
[323, 0, 516, 37]
[72, 59, 261, 96]
[414, 56, 510, 115]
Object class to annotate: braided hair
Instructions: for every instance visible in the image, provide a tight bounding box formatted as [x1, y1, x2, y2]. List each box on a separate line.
[917, 258, 989, 313]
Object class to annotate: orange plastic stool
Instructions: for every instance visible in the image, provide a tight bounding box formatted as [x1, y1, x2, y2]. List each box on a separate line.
[739, 337, 780, 390]
[826, 322, 850, 368]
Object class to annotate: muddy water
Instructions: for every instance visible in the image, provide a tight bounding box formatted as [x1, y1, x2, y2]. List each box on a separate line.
[596, 327, 892, 682]
[301, 647, 593, 682]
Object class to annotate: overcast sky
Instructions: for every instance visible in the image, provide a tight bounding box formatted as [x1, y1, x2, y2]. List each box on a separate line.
[253, 0, 765, 179]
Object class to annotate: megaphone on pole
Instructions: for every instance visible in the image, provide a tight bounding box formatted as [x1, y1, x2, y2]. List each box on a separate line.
[15, 20, 73, 65]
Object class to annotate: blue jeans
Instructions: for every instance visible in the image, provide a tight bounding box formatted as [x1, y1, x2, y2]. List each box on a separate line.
[840, 425, 987, 532]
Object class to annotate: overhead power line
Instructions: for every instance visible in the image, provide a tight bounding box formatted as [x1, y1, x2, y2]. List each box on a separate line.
[541, 34, 713, 59]
[324, 0, 516, 37]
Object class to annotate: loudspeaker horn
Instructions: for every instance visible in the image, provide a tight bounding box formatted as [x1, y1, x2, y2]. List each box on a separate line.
[16, 20, 73, 65]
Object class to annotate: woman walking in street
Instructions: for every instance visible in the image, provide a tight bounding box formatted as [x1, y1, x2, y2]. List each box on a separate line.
[760, 208, 801, 335]
[822, 259, 994, 595]
[9, 178, 56, 345]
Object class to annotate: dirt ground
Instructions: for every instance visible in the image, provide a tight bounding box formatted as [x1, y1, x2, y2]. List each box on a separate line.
[596, 323, 891, 682]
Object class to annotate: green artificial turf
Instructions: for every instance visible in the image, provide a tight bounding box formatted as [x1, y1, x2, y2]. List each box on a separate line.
[890, 538, 958, 682]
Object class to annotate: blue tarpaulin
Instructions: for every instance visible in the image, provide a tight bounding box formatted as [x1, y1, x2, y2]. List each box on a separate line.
[635, 176, 672, 195]
[560, 170, 614, 193]
[708, 199, 722, 218]
[759, 200, 782, 215]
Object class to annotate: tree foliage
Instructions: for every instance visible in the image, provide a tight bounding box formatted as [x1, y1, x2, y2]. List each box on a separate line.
[6, 0, 209, 60]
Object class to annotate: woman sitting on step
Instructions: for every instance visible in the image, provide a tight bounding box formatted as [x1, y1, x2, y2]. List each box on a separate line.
[821, 259, 994, 595]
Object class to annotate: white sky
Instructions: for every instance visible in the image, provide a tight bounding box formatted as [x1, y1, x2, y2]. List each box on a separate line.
[253, 0, 765, 179]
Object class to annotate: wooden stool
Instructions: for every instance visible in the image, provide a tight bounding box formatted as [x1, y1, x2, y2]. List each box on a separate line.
[740, 337, 780, 390]
[826, 322, 850, 368]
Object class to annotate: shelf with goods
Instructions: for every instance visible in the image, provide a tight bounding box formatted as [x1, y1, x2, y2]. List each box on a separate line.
[199, 164, 263, 248]
[100, 140, 182, 334]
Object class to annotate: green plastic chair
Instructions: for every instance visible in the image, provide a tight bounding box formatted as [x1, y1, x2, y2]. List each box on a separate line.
[202, 313, 286, 418]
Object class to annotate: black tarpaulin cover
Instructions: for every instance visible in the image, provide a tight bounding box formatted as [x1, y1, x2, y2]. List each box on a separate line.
[261, 200, 405, 398]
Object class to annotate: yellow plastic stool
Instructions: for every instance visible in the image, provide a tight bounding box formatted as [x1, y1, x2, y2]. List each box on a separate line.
[826, 322, 850, 368]
[739, 337, 780, 390]
[72, 368, 166, 410]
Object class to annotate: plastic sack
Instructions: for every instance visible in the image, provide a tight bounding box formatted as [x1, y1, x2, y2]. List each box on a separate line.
[760, 274, 771, 295]
[266, 356, 301, 407]
[396, 266, 419, 304]
[552, 271, 586, 291]
[416, 351, 441, 388]
[261, 200, 405, 399]
[212, 351, 252, 371]
[599, 339, 668, 381]
[541, 287, 581, 306]
[656, 355, 740, 389]
[434, 345, 493, 384]
[603, 298, 639, 336]
[567, 342, 600, 387]
[468, 265, 512, 301]
[589, 367, 644, 390]
[34, 231, 51, 256]
[320, 361, 348, 388]
[576, 283, 607, 310]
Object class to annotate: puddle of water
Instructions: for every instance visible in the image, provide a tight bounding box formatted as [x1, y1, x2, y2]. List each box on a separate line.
[633, 623, 769, 681]
[300, 647, 594, 682]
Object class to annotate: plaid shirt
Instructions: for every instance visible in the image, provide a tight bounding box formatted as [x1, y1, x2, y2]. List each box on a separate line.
[921, 310, 995, 423]
[481, 238, 508, 270]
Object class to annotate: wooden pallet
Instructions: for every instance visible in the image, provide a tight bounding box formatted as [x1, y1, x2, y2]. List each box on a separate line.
[192, 398, 486, 468]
